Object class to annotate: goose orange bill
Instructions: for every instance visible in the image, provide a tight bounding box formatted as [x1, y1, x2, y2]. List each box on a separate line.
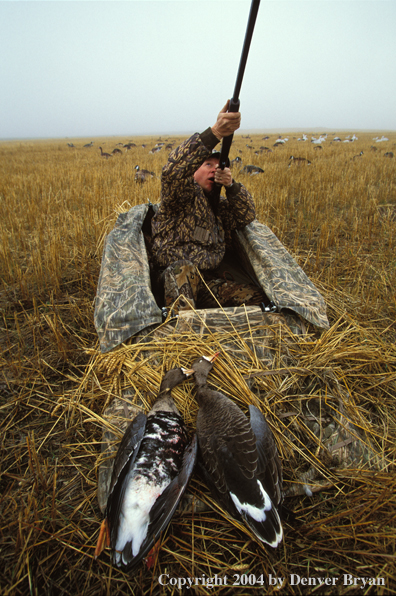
[208, 352, 220, 363]
[183, 352, 220, 374]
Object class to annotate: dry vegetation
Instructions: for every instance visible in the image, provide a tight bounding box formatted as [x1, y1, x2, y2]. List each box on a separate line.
[1, 131, 395, 595]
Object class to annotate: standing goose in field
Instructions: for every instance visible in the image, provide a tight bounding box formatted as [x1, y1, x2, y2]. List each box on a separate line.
[95, 367, 197, 569]
[99, 146, 112, 159]
[134, 165, 155, 183]
[190, 354, 283, 549]
[352, 151, 364, 160]
[288, 156, 312, 167]
[242, 165, 264, 175]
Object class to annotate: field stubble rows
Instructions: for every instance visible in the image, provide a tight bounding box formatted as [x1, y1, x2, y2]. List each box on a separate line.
[0, 131, 395, 595]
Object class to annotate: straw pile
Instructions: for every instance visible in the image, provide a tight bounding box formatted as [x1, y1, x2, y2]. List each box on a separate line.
[1, 132, 396, 594]
[2, 296, 395, 595]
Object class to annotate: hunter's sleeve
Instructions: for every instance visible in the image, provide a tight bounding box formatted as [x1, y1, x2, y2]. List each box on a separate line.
[160, 128, 219, 208]
[221, 182, 256, 230]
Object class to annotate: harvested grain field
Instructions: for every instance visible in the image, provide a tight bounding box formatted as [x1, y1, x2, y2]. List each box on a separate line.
[1, 132, 395, 594]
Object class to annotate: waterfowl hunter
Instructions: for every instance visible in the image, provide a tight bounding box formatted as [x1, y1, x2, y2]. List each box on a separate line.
[190, 354, 283, 548]
[95, 367, 197, 568]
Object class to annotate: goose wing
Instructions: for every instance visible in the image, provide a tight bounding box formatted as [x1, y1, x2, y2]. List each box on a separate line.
[249, 405, 283, 507]
[197, 393, 257, 494]
[197, 440, 283, 548]
[120, 434, 198, 569]
[219, 443, 283, 548]
[106, 412, 147, 536]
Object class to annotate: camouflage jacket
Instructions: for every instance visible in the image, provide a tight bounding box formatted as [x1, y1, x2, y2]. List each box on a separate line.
[151, 128, 256, 270]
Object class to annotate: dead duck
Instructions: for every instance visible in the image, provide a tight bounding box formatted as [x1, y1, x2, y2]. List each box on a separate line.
[134, 165, 155, 183]
[190, 354, 283, 548]
[95, 367, 197, 569]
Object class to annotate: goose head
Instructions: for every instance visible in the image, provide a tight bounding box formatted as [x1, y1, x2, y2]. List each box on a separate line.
[159, 367, 194, 394]
[188, 353, 220, 387]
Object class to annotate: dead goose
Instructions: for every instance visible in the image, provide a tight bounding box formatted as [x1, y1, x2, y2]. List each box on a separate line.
[190, 354, 283, 548]
[95, 367, 197, 569]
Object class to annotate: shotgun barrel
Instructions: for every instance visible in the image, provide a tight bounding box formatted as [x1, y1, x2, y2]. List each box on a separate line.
[218, 0, 260, 170]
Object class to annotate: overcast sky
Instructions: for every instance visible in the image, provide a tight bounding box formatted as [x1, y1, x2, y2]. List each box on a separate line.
[1, 0, 395, 140]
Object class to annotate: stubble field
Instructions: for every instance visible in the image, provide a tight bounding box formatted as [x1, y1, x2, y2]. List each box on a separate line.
[1, 131, 395, 595]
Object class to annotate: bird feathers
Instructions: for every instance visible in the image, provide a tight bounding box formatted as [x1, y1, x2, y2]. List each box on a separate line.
[102, 367, 196, 569]
[191, 355, 283, 548]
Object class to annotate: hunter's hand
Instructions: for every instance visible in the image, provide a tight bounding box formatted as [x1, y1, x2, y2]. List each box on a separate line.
[214, 166, 233, 187]
[211, 101, 241, 140]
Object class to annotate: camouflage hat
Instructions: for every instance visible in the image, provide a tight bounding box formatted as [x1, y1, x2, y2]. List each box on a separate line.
[208, 151, 221, 161]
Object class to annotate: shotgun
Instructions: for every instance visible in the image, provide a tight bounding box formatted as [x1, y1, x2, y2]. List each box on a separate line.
[218, 0, 261, 171]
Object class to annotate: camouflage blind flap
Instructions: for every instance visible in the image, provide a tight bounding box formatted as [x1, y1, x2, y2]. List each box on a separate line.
[94, 202, 329, 353]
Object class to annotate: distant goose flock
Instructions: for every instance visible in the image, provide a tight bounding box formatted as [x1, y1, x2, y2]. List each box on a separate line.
[65, 131, 391, 177]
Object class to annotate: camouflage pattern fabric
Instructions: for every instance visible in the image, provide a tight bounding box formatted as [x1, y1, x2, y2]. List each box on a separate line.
[94, 202, 329, 352]
[199, 275, 267, 310]
[162, 260, 198, 310]
[160, 259, 267, 312]
[151, 127, 256, 270]
[94, 203, 163, 353]
[235, 221, 329, 330]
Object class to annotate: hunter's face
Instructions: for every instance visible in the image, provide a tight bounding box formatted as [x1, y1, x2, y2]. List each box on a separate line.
[194, 158, 220, 192]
